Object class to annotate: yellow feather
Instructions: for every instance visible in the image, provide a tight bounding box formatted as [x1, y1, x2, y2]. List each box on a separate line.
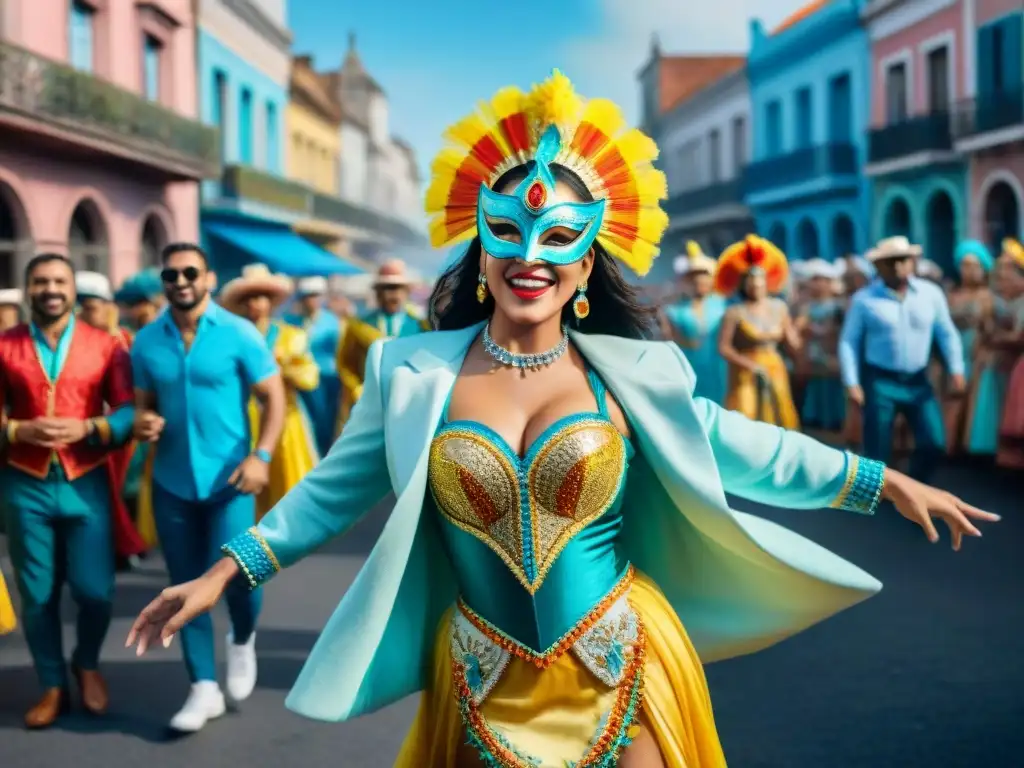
[687, 241, 702, 258]
[424, 177, 456, 211]
[607, 130, 660, 165]
[489, 86, 528, 120]
[635, 207, 669, 244]
[633, 167, 668, 200]
[442, 114, 493, 149]
[525, 70, 582, 131]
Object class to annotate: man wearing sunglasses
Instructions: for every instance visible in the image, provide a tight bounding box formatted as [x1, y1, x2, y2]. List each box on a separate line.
[130, 243, 286, 733]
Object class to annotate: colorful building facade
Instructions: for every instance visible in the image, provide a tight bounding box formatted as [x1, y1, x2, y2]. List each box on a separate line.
[746, 0, 871, 261]
[0, 0, 214, 288]
[864, 0, 969, 275]
[955, 0, 1024, 249]
[639, 40, 753, 286]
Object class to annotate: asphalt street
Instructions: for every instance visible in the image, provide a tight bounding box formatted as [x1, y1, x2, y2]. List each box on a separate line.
[1, 460, 1021, 768]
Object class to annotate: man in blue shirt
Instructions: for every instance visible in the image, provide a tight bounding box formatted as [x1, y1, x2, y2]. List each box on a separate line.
[131, 243, 285, 733]
[839, 236, 964, 480]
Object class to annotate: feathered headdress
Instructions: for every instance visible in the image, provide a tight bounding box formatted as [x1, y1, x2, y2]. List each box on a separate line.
[1002, 237, 1024, 270]
[424, 70, 669, 276]
[683, 240, 717, 276]
[714, 235, 789, 295]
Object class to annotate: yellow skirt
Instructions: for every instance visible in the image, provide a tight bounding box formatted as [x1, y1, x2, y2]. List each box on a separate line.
[396, 572, 728, 767]
[0, 569, 16, 635]
[726, 348, 800, 429]
[250, 398, 319, 521]
[135, 448, 159, 549]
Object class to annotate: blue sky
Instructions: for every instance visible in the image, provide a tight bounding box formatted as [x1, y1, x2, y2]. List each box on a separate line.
[288, 0, 808, 181]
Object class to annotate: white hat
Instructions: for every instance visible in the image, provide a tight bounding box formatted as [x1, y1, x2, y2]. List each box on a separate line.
[673, 255, 690, 276]
[804, 258, 838, 279]
[76, 271, 113, 301]
[790, 260, 811, 279]
[0, 288, 22, 306]
[916, 258, 943, 280]
[866, 236, 922, 262]
[847, 256, 875, 277]
[296, 276, 328, 296]
[373, 259, 414, 287]
[219, 264, 293, 312]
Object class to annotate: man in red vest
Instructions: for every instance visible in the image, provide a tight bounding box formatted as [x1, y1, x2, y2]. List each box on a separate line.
[0, 254, 134, 729]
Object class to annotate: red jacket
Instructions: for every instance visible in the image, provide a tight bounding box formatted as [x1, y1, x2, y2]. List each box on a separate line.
[0, 322, 133, 480]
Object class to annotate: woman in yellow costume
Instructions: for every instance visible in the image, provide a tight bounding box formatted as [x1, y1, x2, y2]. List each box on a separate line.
[717, 236, 802, 428]
[128, 72, 998, 767]
[219, 264, 320, 520]
[0, 569, 15, 635]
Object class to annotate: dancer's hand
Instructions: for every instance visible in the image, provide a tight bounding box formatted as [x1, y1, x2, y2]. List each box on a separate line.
[126, 566, 233, 654]
[11, 418, 66, 448]
[133, 410, 165, 442]
[948, 374, 967, 396]
[230, 454, 270, 494]
[846, 386, 865, 406]
[882, 469, 1000, 550]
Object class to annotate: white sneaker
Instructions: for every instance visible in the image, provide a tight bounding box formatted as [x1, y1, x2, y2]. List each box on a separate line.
[169, 682, 226, 732]
[225, 631, 257, 703]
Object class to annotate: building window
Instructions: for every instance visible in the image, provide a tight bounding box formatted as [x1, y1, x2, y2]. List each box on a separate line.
[143, 35, 161, 102]
[795, 87, 812, 148]
[239, 88, 253, 164]
[765, 100, 782, 156]
[731, 115, 746, 170]
[977, 17, 1021, 98]
[708, 129, 721, 182]
[828, 73, 852, 141]
[213, 70, 227, 158]
[926, 45, 950, 113]
[68, 0, 94, 73]
[885, 61, 908, 123]
[265, 101, 278, 172]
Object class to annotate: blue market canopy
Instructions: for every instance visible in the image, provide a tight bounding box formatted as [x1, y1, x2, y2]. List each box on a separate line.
[205, 221, 363, 277]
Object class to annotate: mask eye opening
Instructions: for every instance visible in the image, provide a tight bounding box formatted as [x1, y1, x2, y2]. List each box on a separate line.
[485, 216, 522, 243]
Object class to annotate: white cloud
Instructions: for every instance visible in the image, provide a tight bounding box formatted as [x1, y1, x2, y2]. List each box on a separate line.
[563, 0, 808, 120]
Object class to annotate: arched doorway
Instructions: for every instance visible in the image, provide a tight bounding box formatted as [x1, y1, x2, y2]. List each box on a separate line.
[141, 214, 168, 268]
[767, 222, 787, 252]
[925, 191, 956, 275]
[68, 200, 109, 274]
[831, 214, 856, 260]
[795, 218, 820, 260]
[0, 182, 30, 289]
[983, 181, 1020, 251]
[883, 197, 913, 240]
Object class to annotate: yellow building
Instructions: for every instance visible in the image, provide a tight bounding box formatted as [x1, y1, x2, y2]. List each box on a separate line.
[287, 56, 342, 195]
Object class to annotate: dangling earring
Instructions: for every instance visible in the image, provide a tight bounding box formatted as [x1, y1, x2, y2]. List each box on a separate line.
[572, 282, 590, 320]
[476, 273, 488, 303]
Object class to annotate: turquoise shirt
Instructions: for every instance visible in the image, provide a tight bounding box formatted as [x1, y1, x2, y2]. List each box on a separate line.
[131, 302, 278, 502]
[360, 309, 425, 338]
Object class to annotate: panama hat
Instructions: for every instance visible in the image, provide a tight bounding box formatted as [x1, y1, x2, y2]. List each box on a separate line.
[218, 264, 293, 312]
[866, 236, 922, 262]
[76, 271, 113, 302]
[373, 259, 413, 288]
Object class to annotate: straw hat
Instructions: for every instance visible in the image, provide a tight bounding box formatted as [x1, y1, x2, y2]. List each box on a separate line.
[373, 258, 413, 288]
[295, 276, 329, 296]
[866, 236, 922, 262]
[0, 288, 22, 306]
[76, 271, 113, 302]
[218, 264, 293, 312]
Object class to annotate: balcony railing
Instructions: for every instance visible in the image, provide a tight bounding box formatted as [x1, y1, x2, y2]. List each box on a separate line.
[0, 40, 219, 180]
[952, 90, 1024, 140]
[219, 164, 426, 246]
[664, 178, 744, 217]
[743, 143, 857, 196]
[868, 112, 952, 163]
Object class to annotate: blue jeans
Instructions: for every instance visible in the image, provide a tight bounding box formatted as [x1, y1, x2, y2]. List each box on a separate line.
[862, 365, 945, 481]
[152, 483, 261, 683]
[4, 465, 114, 689]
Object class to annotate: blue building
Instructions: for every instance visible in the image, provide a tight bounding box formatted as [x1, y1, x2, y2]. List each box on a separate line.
[196, 0, 358, 282]
[745, 0, 870, 262]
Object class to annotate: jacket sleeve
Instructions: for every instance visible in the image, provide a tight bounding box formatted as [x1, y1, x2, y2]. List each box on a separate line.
[672, 344, 886, 514]
[222, 339, 391, 588]
[92, 341, 136, 448]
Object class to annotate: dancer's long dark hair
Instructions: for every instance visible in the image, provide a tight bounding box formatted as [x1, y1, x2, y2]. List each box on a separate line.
[427, 164, 658, 339]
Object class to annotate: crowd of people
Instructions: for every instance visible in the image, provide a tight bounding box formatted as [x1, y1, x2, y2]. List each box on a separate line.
[0, 68, 1006, 767]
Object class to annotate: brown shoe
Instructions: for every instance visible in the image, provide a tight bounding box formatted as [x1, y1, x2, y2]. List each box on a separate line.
[72, 667, 109, 715]
[24, 688, 69, 729]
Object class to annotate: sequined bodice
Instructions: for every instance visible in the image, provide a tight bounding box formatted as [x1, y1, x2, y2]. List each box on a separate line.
[427, 372, 633, 655]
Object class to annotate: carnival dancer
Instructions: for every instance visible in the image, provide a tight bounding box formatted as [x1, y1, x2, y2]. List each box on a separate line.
[717, 236, 802, 427]
[221, 265, 320, 520]
[947, 241, 996, 454]
[130, 243, 286, 732]
[0, 287, 22, 332]
[797, 259, 845, 432]
[75, 271, 148, 568]
[995, 245, 1024, 468]
[663, 242, 727, 403]
[283, 276, 342, 457]
[1, 254, 135, 728]
[839, 236, 964, 481]
[127, 71, 999, 768]
[336, 259, 429, 431]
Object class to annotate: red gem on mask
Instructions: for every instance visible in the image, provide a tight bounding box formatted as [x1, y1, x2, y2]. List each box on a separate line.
[525, 181, 546, 210]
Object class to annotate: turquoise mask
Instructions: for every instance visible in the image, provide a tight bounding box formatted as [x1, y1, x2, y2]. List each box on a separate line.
[477, 125, 606, 265]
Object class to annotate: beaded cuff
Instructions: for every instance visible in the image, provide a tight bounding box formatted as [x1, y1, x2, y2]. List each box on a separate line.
[831, 454, 886, 515]
[221, 527, 281, 590]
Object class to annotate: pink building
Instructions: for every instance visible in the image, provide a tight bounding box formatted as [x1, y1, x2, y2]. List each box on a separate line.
[955, 0, 1024, 247]
[0, 0, 217, 289]
[863, 0, 970, 274]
